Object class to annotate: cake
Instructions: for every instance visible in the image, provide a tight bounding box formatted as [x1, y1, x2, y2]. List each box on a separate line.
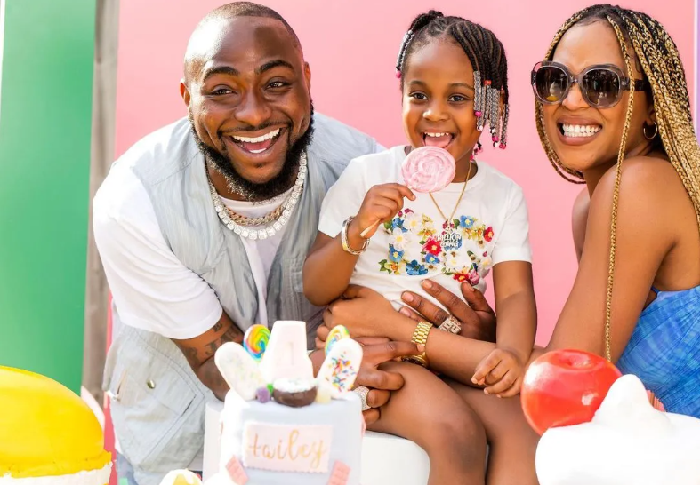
[207, 321, 365, 485]
[0, 366, 112, 485]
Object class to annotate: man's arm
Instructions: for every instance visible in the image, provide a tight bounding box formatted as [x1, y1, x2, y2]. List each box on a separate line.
[172, 311, 244, 400]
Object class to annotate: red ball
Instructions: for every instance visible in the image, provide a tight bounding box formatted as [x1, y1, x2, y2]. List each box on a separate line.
[520, 349, 622, 435]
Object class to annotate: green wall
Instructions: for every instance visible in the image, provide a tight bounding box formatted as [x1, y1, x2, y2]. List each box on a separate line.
[0, 0, 96, 392]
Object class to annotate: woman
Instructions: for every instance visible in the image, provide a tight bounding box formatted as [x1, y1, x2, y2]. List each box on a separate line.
[317, 0, 700, 454]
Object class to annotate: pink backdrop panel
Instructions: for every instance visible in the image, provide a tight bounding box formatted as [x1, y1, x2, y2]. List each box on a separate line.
[115, 0, 696, 344]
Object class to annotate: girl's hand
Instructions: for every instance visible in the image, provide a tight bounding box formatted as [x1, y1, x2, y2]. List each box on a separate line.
[352, 183, 415, 239]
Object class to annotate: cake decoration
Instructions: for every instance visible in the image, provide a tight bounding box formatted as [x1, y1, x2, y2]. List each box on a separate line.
[325, 326, 350, 354]
[271, 378, 318, 408]
[0, 366, 112, 485]
[535, 374, 700, 485]
[214, 341, 266, 402]
[159, 469, 203, 485]
[317, 338, 362, 398]
[327, 461, 351, 485]
[214, 322, 361, 409]
[520, 348, 622, 435]
[196, 321, 365, 485]
[225, 457, 248, 485]
[243, 324, 270, 362]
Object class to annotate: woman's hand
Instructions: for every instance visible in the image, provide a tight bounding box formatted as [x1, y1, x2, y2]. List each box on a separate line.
[399, 280, 497, 342]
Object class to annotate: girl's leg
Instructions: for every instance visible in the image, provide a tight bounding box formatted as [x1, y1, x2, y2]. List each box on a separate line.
[447, 379, 540, 485]
[370, 362, 487, 485]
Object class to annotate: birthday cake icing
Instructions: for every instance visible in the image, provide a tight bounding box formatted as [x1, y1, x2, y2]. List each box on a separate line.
[0, 367, 112, 485]
[210, 321, 364, 485]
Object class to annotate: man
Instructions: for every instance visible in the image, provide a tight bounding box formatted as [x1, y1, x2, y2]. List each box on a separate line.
[93, 3, 420, 485]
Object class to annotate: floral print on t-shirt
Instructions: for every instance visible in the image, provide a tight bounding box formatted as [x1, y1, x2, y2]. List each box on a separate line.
[378, 208, 494, 286]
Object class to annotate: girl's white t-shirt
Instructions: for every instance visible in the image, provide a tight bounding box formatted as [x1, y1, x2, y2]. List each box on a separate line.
[318, 146, 532, 309]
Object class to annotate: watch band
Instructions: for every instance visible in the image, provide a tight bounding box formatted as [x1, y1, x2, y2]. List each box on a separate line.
[403, 321, 431, 367]
[341, 216, 369, 255]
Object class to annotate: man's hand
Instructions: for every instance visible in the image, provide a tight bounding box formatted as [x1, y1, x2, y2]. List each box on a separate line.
[312, 334, 419, 425]
[400, 280, 497, 342]
[172, 311, 244, 401]
[471, 347, 525, 398]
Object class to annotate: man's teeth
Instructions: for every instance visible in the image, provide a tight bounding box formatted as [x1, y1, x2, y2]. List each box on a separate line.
[562, 124, 601, 138]
[232, 129, 280, 143]
[425, 132, 451, 138]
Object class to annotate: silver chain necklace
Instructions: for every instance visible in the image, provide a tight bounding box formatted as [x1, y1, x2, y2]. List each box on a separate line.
[207, 152, 307, 241]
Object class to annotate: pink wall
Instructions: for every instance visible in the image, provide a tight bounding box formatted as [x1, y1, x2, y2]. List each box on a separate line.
[115, 0, 696, 344]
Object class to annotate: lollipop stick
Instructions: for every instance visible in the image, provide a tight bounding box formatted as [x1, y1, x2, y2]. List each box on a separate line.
[360, 219, 381, 239]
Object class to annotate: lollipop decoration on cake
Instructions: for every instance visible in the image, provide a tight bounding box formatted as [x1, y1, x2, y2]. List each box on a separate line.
[243, 324, 270, 362]
[360, 146, 456, 238]
[214, 322, 362, 408]
[325, 325, 350, 354]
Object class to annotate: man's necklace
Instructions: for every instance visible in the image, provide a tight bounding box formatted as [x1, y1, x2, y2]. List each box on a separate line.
[207, 152, 307, 241]
[429, 161, 473, 224]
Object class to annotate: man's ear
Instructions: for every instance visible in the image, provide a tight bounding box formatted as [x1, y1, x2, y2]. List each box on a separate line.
[181, 80, 190, 107]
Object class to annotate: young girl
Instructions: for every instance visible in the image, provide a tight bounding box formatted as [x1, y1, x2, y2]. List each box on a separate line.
[303, 11, 537, 485]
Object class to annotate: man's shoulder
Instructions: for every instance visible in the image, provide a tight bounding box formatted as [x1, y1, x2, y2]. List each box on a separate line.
[309, 113, 381, 169]
[95, 118, 193, 219]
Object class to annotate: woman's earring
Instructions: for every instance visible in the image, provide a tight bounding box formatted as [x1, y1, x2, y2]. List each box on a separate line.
[643, 122, 658, 140]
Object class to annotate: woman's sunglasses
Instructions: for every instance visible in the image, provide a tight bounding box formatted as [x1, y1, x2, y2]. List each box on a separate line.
[531, 61, 648, 108]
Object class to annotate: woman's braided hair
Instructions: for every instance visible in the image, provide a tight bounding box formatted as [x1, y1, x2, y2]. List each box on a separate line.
[535, 4, 700, 360]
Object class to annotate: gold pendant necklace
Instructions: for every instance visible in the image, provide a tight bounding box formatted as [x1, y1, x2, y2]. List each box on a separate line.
[429, 160, 473, 224]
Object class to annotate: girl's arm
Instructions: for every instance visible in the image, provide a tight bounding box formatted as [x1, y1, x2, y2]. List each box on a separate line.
[303, 183, 414, 306]
[302, 224, 366, 307]
[492, 261, 537, 363]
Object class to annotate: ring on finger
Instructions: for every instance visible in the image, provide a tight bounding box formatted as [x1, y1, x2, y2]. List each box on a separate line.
[438, 313, 462, 334]
[353, 385, 371, 411]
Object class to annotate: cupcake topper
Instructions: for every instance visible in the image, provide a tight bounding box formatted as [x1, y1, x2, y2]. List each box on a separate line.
[317, 338, 363, 398]
[214, 342, 265, 402]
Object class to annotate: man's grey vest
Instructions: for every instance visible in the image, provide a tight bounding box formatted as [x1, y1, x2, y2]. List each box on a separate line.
[102, 114, 379, 485]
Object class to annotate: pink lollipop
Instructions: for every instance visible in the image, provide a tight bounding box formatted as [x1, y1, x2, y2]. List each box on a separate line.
[359, 147, 456, 238]
[401, 147, 456, 193]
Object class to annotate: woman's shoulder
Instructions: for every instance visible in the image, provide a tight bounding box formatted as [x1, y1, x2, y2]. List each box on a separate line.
[590, 155, 687, 232]
[595, 155, 683, 204]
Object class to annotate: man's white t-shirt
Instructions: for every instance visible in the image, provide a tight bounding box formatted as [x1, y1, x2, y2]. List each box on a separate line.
[318, 146, 532, 310]
[93, 155, 291, 470]
[93, 157, 290, 340]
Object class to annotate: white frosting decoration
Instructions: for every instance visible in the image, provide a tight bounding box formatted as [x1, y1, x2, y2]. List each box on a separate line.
[214, 342, 265, 402]
[259, 321, 313, 383]
[536, 375, 700, 485]
[0, 464, 112, 485]
[273, 378, 316, 394]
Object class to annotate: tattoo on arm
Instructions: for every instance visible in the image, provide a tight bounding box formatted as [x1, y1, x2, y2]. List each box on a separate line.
[172, 314, 245, 400]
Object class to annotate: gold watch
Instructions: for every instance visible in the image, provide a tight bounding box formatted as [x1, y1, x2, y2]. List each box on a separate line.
[402, 321, 431, 367]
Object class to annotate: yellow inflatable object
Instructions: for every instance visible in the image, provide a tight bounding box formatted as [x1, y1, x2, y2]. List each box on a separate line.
[0, 367, 112, 484]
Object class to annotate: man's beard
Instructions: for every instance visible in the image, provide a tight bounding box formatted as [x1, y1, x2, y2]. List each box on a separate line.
[189, 104, 314, 202]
